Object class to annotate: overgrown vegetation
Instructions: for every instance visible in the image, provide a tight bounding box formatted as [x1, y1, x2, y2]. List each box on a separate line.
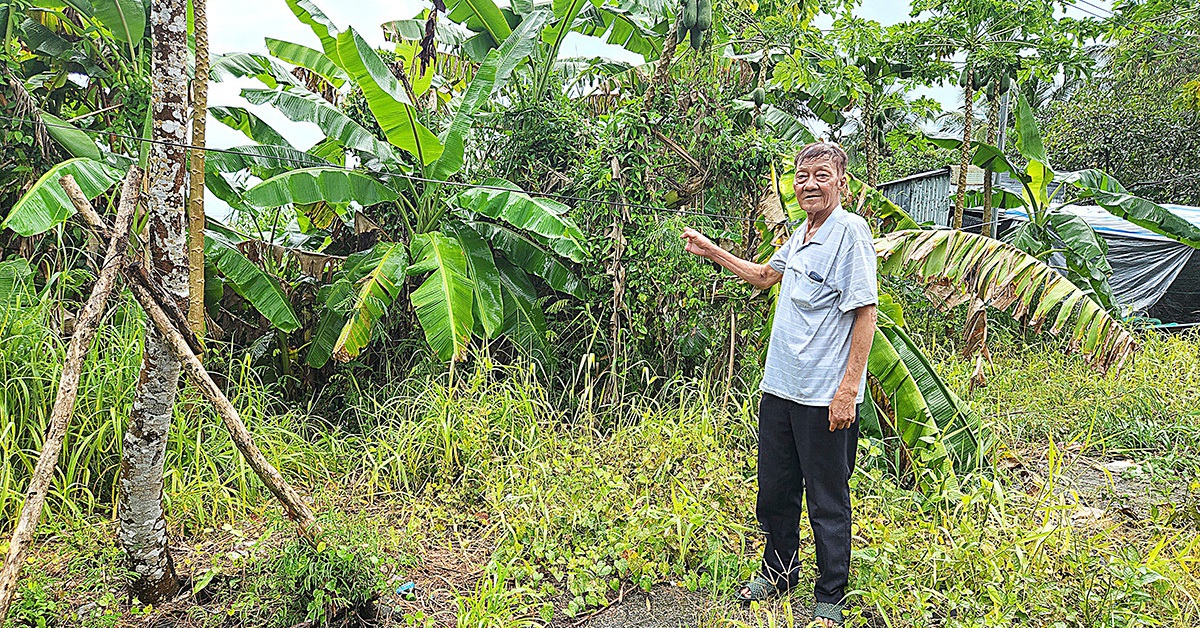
[3, 0, 1200, 625]
[5, 282, 1200, 625]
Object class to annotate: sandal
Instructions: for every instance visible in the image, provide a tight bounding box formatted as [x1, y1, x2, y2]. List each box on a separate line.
[734, 574, 781, 602]
[812, 601, 845, 626]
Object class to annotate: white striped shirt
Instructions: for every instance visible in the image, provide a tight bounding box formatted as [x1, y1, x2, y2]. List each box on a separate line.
[762, 208, 878, 406]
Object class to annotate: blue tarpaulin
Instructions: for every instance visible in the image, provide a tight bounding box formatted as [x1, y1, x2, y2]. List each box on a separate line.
[1003, 204, 1200, 319]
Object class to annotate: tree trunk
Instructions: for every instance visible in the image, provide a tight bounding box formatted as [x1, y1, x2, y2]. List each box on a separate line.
[187, 0, 209, 335]
[864, 90, 879, 188]
[117, 0, 188, 604]
[981, 82, 1000, 238]
[953, 66, 975, 231]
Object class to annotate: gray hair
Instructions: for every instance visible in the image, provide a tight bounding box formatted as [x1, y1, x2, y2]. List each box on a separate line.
[794, 142, 848, 176]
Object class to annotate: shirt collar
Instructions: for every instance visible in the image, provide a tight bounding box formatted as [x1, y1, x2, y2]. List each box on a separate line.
[797, 207, 845, 246]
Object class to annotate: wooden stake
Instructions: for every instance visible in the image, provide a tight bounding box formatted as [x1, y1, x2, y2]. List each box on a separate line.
[0, 169, 143, 624]
[63, 178, 321, 542]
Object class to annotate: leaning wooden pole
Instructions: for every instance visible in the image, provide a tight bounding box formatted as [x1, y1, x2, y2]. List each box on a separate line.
[125, 279, 321, 539]
[0, 169, 143, 624]
[62, 178, 321, 542]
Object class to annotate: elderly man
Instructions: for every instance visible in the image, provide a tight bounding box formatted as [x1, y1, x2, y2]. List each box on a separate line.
[681, 142, 877, 627]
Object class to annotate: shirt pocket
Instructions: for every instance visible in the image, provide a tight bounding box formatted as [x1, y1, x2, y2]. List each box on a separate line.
[787, 257, 838, 310]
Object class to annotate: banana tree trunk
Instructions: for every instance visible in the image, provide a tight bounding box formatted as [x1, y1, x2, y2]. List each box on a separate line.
[864, 91, 879, 188]
[981, 82, 1000, 238]
[117, 0, 188, 604]
[953, 66, 975, 231]
[187, 0, 209, 334]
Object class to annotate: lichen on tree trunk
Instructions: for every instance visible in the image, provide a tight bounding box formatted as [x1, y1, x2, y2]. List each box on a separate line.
[117, 0, 189, 604]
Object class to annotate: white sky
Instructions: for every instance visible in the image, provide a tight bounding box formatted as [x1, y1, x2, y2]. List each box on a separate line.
[203, 0, 1111, 213]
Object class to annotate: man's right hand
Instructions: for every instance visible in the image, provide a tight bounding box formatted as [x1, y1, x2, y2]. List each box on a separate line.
[681, 227, 717, 258]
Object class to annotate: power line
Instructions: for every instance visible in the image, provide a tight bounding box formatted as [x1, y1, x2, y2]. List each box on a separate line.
[0, 112, 770, 225]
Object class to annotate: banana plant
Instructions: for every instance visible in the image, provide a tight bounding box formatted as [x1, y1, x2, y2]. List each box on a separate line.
[435, 0, 666, 104]
[210, 0, 587, 364]
[927, 88, 1200, 313]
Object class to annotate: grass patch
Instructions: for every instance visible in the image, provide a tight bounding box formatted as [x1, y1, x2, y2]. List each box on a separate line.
[4, 291, 1200, 626]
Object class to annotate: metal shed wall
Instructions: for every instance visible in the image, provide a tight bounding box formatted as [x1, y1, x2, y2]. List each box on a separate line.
[879, 170, 952, 227]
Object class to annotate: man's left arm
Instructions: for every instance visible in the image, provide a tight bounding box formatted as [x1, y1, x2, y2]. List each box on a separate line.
[830, 304, 876, 431]
[829, 220, 880, 431]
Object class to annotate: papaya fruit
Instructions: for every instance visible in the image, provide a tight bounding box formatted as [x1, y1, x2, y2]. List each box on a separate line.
[999, 74, 1011, 94]
[754, 114, 765, 130]
[683, 0, 697, 29]
[696, 0, 712, 31]
[752, 87, 765, 108]
[689, 24, 703, 50]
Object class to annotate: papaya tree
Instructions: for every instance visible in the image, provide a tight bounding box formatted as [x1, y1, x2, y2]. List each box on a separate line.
[207, 0, 588, 364]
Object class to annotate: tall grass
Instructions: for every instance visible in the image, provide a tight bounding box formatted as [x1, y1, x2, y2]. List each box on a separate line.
[6, 283, 1200, 626]
[0, 290, 323, 532]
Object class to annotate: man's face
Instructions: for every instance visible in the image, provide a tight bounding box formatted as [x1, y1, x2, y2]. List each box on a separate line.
[793, 158, 845, 215]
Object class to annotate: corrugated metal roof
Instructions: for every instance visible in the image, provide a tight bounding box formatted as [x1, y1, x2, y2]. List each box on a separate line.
[879, 167, 950, 187]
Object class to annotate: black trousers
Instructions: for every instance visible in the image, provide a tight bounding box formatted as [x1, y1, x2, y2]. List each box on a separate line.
[756, 392, 857, 605]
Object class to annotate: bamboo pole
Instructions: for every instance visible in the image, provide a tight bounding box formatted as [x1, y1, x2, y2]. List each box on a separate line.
[186, 0, 209, 335]
[0, 169, 143, 623]
[63, 178, 321, 542]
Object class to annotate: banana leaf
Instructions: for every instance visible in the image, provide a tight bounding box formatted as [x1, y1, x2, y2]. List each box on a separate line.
[204, 232, 301, 333]
[456, 180, 586, 261]
[867, 311, 962, 496]
[495, 256, 549, 361]
[2, 158, 123, 236]
[335, 29, 444, 165]
[41, 112, 100, 160]
[444, 221, 505, 338]
[876, 229, 1137, 370]
[244, 167, 398, 209]
[469, 221, 586, 298]
[209, 106, 295, 149]
[572, 2, 664, 62]
[210, 52, 303, 89]
[265, 37, 348, 88]
[409, 232, 475, 362]
[1064, 169, 1200, 249]
[242, 87, 394, 160]
[427, 10, 549, 181]
[284, 0, 342, 65]
[444, 0, 513, 50]
[92, 0, 145, 46]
